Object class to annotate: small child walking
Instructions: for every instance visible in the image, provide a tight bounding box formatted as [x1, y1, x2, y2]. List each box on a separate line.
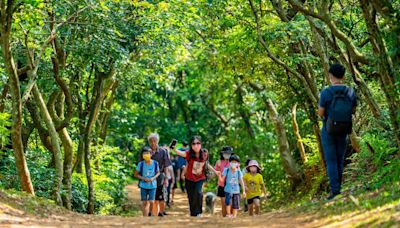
[134, 147, 160, 217]
[221, 155, 246, 218]
[214, 146, 234, 217]
[243, 160, 267, 216]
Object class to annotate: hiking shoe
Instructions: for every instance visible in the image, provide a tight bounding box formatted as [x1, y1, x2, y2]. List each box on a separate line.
[148, 212, 152, 217]
[162, 211, 168, 216]
[158, 213, 164, 217]
[326, 192, 340, 201]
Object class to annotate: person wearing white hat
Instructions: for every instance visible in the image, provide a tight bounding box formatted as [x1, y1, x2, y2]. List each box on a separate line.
[243, 160, 267, 216]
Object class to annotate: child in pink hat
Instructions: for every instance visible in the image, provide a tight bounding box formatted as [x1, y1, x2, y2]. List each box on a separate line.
[243, 160, 267, 216]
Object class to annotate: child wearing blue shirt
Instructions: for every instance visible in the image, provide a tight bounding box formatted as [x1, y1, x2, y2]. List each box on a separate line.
[221, 155, 246, 218]
[135, 147, 160, 216]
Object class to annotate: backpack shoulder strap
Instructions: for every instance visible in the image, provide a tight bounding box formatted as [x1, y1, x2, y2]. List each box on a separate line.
[344, 86, 353, 97]
[202, 149, 209, 161]
[325, 86, 335, 96]
[237, 170, 242, 179]
[139, 161, 144, 176]
[224, 168, 231, 186]
[154, 161, 158, 172]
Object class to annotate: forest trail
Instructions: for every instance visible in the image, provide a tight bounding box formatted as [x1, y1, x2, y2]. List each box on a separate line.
[1, 184, 397, 227]
[0, 184, 312, 227]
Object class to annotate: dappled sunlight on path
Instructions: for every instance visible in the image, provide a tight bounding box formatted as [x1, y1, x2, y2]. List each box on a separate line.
[2, 184, 395, 227]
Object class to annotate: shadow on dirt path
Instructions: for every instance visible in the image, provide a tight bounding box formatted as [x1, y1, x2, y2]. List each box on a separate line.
[0, 184, 331, 227]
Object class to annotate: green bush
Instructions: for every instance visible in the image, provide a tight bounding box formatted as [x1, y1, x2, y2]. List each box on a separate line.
[0, 112, 11, 149]
[344, 133, 399, 191]
[0, 143, 130, 215]
[70, 173, 88, 213]
[0, 149, 19, 189]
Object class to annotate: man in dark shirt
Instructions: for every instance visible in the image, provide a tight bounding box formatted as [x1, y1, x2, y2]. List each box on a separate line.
[148, 133, 172, 216]
[318, 63, 357, 200]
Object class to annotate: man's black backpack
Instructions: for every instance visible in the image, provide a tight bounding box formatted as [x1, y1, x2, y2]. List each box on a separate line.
[326, 86, 354, 135]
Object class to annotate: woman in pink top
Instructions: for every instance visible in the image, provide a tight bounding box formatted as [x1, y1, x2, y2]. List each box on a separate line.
[214, 146, 233, 217]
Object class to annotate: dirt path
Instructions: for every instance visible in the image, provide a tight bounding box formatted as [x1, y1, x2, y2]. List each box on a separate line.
[0, 184, 335, 227]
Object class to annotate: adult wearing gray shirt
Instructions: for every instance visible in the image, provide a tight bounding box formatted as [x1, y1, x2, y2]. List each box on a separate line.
[147, 133, 172, 216]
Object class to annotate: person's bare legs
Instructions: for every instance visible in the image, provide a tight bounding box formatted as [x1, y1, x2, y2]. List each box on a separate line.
[220, 197, 227, 217]
[159, 200, 166, 214]
[225, 204, 231, 217]
[142, 201, 149, 216]
[148, 201, 154, 216]
[232, 209, 238, 218]
[153, 200, 160, 216]
[149, 202, 153, 215]
[171, 189, 175, 205]
[254, 199, 261, 215]
[248, 203, 254, 216]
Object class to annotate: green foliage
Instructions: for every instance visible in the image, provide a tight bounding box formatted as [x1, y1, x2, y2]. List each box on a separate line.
[70, 174, 88, 213]
[0, 112, 11, 149]
[0, 0, 399, 219]
[0, 148, 55, 197]
[260, 133, 400, 226]
[92, 144, 129, 214]
[345, 133, 399, 191]
[0, 144, 129, 215]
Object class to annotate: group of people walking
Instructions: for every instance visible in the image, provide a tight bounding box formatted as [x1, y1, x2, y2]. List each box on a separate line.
[135, 63, 357, 217]
[135, 134, 267, 218]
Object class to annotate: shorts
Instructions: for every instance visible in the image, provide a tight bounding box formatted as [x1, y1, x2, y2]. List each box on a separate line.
[217, 186, 225, 197]
[247, 196, 260, 205]
[225, 192, 240, 209]
[156, 185, 165, 201]
[140, 188, 156, 201]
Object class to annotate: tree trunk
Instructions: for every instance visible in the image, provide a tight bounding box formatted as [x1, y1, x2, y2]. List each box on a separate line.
[73, 97, 86, 174]
[84, 67, 116, 214]
[291, 104, 314, 185]
[21, 121, 34, 151]
[32, 84, 63, 205]
[359, 0, 400, 148]
[307, 16, 384, 125]
[60, 127, 73, 210]
[73, 72, 88, 174]
[98, 81, 118, 143]
[288, 0, 399, 147]
[265, 99, 303, 187]
[1, 8, 35, 194]
[236, 84, 263, 157]
[291, 104, 307, 164]
[349, 130, 361, 152]
[49, 92, 74, 210]
[309, 23, 330, 84]
[312, 123, 326, 173]
[26, 100, 60, 169]
[74, 131, 85, 173]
